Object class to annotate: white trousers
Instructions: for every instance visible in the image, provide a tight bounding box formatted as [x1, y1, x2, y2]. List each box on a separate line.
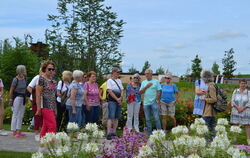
[126, 102, 141, 132]
[11, 97, 25, 131]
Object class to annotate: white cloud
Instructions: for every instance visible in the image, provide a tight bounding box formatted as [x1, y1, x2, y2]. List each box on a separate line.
[210, 30, 248, 40]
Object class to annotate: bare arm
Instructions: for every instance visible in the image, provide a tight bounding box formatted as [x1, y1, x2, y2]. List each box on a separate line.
[156, 91, 161, 102]
[35, 85, 43, 115]
[195, 87, 205, 95]
[70, 88, 77, 113]
[57, 90, 62, 98]
[9, 86, 15, 106]
[107, 89, 119, 102]
[27, 86, 32, 94]
[139, 83, 152, 94]
[0, 87, 3, 97]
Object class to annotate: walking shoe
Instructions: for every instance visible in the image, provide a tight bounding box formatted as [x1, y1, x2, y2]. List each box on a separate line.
[106, 133, 112, 140]
[14, 133, 25, 138]
[18, 132, 26, 137]
[0, 130, 8, 136]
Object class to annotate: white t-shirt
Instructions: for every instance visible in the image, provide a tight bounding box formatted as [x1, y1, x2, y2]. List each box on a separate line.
[57, 80, 70, 103]
[107, 78, 124, 93]
[28, 75, 40, 100]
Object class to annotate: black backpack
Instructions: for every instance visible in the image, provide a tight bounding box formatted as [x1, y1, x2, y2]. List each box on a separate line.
[212, 84, 228, 112]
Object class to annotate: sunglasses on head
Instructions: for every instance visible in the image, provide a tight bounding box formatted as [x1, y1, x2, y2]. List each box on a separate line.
[47, 68, 55, 71]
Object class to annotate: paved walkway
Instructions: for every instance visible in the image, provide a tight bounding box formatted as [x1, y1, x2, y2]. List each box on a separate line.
[0, 131, 39, 153]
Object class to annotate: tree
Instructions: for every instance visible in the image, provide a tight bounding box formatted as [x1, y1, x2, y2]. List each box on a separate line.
[212, 62, 220, 75]
[141, 61, 151, 73]
[45, 0, 125, 75]
[156, 66, 165, 74]
[222, 48, 237, 78]
[191, 55, 202, 79]
[128, 65, 137, 74]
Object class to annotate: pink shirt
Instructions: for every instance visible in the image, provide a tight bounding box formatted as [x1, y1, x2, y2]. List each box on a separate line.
[84, 82, 100, 106]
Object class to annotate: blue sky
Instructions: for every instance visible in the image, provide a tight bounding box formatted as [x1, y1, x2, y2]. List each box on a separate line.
[1, 0, 250, 76]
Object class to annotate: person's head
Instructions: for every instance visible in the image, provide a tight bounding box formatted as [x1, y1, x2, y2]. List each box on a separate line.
[16, 65, 27, 77]
[144, 69, 153, 80]
[73, 70, 83, 82]
[239, 79, 247, 89]
[87, 71, 97, 83]
[133, 73, 140, 83]
[82, 72, 87, 83]
[111, 67, 120, 79]
[41, 61, 56, 78]
[200, 69, 214, 83]
[164, 72, 172, 83]
[62, 71, 73, 83]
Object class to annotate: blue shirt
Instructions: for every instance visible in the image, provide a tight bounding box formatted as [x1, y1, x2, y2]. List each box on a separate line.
[160, 83, 178, 103]
[140, 78, 161, 106]
[66, 81, 84, 107]
[126, 83, 141, 103]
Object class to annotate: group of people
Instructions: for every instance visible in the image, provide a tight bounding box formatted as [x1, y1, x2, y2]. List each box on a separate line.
[0, 61, 250, 145]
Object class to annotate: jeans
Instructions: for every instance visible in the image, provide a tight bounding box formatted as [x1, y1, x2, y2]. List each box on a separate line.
[67, 106, 82, 128]
[144, 103, 162, 135]
[82, 104, 86, 126]
[86, 106, 100, 124]
[203, 116, 215, 141]
[126, 102, 141, 132]
[108, 101, 121, 119]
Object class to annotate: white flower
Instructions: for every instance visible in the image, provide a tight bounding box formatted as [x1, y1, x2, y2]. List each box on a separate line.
[172, 126, 189, 135]
[40, 133, 56, 145]
[173, 135, 191, 146]
[187, 154, 200, 158]
[77, 133, 89, 141]
[149, 130, 165, 144]
[190, 124, 196, 130]
[32, 152, 44, 158]
[192, 137, 206, 148]
[217, 118, 229, 125]
[227, 146, 239, 155]
[55, 132, 70, 144]
[230, 126, 242, 134]
[195, 125, 209, 135]
[55, 146, 70, 156]
[215, 125, 226, 133]
[210, 135, 230, 150]
[173, 156, 184, 158]
[93, 130, 104, 139]
[137, 145, 153, 157]
[232, 151, 247, 158]
[194, 118, 206, 125]
[85, 123, 98, 132]
[84, 143, 99, 153]
[201, 148, 216, 157]
[67, 122, 79, 131]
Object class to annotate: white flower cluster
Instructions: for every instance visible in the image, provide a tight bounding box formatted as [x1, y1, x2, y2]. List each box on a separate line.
[40, 133, 56, 145]
[194, 118, 206, 125]
[173, 135, 191, 146]
[215, 125, 226, 133]
[136, 145, 153, 158]
[210, 135, 230, 150]
[55, 132, 70, 144]
[173, 156, 184, 158]
[67, 122, 79, 131]
[83, 143, 99, 153]
[187, 154, 201, 158]
[32, 152, 44, 158]
[230, 126, 242, 134]
[172, 126, 189, 135]
[217, 118, 229, 125]
[149, 130, 165, 144]
[201, 148, 216, 157]
[93, 130, 104, 139]
[77, 133, 89, 141]
[55, 146, 70, 157]
[174, 135, 206, 149]
[195, 125, 209, 135]
[227, 147, 247, 158]
[85, 123, 98, 132]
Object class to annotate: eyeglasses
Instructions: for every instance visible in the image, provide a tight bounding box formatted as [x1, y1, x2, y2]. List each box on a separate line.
[47, 68, 55, 71]
[165, 77, 171, 79]
[134, 77, 139, 79]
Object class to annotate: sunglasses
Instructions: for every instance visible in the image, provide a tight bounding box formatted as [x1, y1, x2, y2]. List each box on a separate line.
[47, 68, 55, 71]
[165, 77, 171, 79]
[134, 77, 139, 79]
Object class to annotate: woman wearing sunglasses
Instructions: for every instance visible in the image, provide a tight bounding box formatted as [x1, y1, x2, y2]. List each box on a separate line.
[35, 61, 57, 138]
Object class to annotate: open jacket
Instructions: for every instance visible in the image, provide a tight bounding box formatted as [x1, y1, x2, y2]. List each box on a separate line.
[202, 83, 217, 117]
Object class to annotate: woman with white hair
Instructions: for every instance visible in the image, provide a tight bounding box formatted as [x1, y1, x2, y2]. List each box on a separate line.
[66, 70, 84, 128]
[56, 71, 72, 131]
[9, 65, 27, 138]
[199, 69, 217, 141]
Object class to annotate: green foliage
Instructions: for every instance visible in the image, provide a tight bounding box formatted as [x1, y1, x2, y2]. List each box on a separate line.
[0, 151, 31, 158]
[128, 65, 138, 73]
[222, 48, 237, 78]
[46, 0, 125, 76]
[0, 38, 40, 87]
[156, 66, 165, 75]
[141, 61, 151, 73]
[191, 55, 202, 80]
[212, 61, 220, 75]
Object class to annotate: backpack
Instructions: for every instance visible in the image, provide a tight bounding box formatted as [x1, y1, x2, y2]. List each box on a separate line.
[212, 84, 228, 112]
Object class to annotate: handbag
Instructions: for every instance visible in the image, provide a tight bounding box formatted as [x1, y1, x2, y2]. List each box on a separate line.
[106, 79, 122, 102]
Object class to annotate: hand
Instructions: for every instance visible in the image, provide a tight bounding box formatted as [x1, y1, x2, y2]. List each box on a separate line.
[72, 108, 77, 114]
[238, 106, 245, 113]
[9, 100, 13, 106]
[36, 108, 42, 116]
[146, 83, 153, 88]
[200, 98, 206, 101]
[86, 105, 91, 111]
[117, 98, 122, 105]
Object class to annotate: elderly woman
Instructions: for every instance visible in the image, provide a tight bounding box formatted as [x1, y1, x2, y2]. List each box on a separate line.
[126, 73, 141, 132]
[200, 69, 217, 141]
[84, 71, 102, 124]
[56, 71, 72, 131]
[9, 65, 27, 138]
[35, 61, 57, 138]
[230, 79, 250, 144]
[0, 78, 7, 136]
[160, 72, 179, 130]
[66, 70, 84, 128]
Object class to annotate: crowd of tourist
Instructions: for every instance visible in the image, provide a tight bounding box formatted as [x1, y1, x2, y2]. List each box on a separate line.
[0, 61, 250, 146]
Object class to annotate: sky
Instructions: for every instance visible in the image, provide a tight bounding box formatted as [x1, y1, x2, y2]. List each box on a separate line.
[0, 0, 250, 76]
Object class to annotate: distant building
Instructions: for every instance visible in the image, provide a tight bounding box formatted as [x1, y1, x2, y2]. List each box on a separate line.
[30, 42, 49, 58]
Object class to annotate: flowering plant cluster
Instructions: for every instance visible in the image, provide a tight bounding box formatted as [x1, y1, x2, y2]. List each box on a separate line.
[32, 123, 104, 158]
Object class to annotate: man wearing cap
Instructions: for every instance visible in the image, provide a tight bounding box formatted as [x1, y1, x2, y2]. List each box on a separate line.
[139, 69, 162, 135]
[126, 73, 141, 132]
[106, 67, 124, 139]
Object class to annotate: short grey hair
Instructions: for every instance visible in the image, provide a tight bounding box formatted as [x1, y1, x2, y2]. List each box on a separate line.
[201, 69, 214, 83]
[16, 65, 26, 75]
[145, 69, 153, 74]
[73, 70, 83, 80]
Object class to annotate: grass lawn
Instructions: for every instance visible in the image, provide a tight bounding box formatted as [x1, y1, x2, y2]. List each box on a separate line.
[0, 151, 31, 158]
[3, 124, 30, 132]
